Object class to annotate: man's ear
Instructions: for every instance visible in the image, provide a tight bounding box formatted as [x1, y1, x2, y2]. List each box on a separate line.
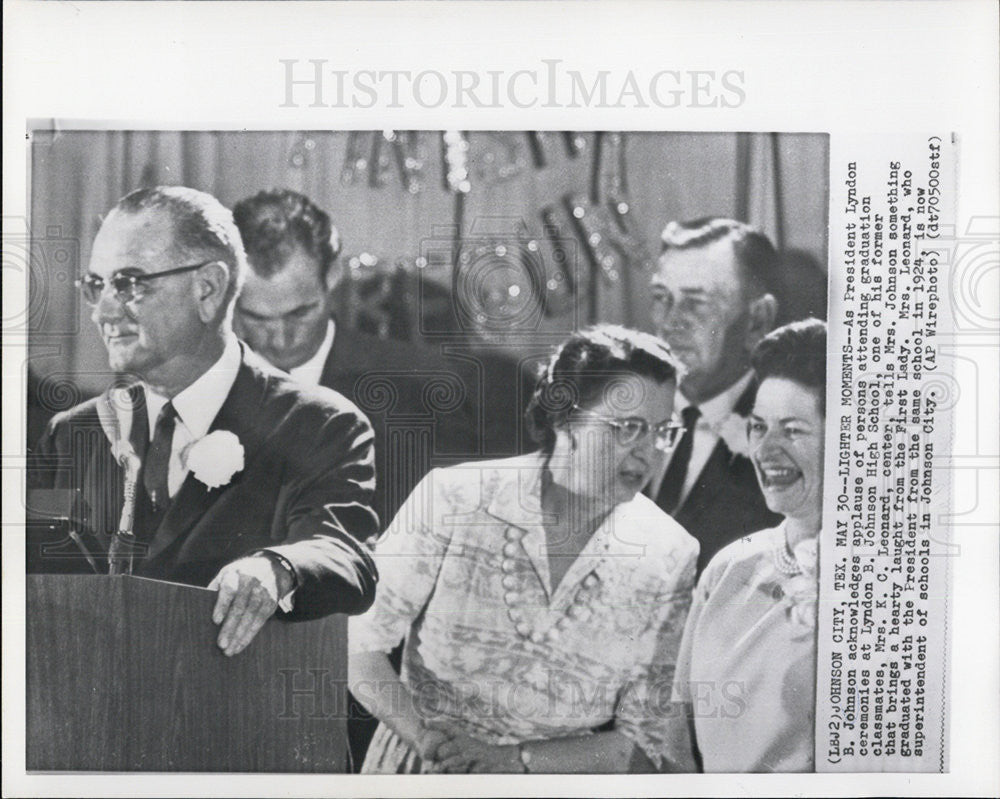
[746, 292, 778, 348]
[193, 261, 230, 323]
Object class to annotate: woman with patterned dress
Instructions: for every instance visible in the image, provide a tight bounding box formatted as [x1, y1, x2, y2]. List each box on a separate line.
[348, 325, 699, 773]
[670, 319, 827, 772]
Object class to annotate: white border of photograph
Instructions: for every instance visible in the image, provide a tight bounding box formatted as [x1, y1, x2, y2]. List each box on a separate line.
[3, 2, 998, 796]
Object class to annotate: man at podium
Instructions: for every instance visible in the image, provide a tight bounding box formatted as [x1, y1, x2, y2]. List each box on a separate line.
[28, 186, 379, 657]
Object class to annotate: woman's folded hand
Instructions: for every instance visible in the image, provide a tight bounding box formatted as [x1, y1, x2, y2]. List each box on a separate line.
[425, 720, 523, 773]
[413, 725, 451, 767]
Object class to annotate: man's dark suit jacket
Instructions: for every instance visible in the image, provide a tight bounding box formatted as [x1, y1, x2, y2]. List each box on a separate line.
[28, 348, 379, 620]
[319, 326, 537, 530]
[664, 380, 782, 575]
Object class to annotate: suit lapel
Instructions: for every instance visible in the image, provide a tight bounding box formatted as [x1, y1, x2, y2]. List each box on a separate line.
[319, 320, 350, 391]
[678, 439, 733, 524]
[145, 351, 272, 561]
[677, 379, 757, 519]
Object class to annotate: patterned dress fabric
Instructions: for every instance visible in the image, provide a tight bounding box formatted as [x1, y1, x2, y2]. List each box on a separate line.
[671, 523, 819, 772]
[350, 453, 699, 772]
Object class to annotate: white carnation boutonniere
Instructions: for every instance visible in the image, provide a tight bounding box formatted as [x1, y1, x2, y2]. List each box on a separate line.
[183, 430, 245, 490]
[714, 412, 751, 459]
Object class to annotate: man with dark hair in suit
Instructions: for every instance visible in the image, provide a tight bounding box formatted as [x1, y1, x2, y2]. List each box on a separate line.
[231, 189, 344, 378]
[232, 189, 522, 531]
[649, 217, 783, 574]
[29, 185, 379, 656]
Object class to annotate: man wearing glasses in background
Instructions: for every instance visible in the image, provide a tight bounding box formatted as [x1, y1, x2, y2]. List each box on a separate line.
[28, 185, 379, 655]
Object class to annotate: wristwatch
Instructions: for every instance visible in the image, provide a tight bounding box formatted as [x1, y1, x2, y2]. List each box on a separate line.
[257, 550, 298, 612]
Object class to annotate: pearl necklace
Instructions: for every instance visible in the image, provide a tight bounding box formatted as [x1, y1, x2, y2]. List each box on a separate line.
[772, 538, 803, 577]
[499, 525, 603, 644]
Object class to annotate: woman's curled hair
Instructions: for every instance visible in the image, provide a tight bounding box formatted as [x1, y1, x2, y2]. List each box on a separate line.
[525, 324, 682, 454]
[751, 318, 827, 414]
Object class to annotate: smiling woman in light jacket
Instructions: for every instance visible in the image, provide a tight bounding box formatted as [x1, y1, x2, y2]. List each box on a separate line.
[670, 318, 827, 772]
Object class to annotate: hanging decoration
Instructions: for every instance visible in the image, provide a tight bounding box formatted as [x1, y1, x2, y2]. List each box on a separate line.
[598, 133, 630, 221]
[561, 131, 588, 159]
[525, 131, 548, 169]
[442, 131, 471, 194]
[520, 131, 588, 170]
[538, 204, 579, 318]
[367, 131, 394, 188]
[339, 131, 425, 191]
[565, 193, 624, 286]
[385, 130, 424, 194]
[600, 133, 655, 278]
[556, 133, 654, 324]
[340, 131, 370, 185]
[330, 129, 650, 335]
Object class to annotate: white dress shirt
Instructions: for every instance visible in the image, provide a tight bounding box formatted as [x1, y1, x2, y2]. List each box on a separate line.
[143, 334, 242, 498]
[288, 320, 336, 387]
[648, 370, 755, 505]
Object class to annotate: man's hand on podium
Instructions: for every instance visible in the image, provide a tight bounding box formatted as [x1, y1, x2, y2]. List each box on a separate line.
[208, 555, 295, 656]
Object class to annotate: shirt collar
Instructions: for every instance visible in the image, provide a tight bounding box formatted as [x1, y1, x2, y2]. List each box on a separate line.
[681, 369, 755, 429]
[144, 333, 242, 439]
[485, 451, 648, 547]
[288, 320, 336, 387]
[484, 452, 651, 600]
[484, 452, 547, 527]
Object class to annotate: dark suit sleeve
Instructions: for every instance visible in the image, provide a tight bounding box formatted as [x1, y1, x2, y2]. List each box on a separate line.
[263, 401, 379, 621]
[27, 416, 61, 490]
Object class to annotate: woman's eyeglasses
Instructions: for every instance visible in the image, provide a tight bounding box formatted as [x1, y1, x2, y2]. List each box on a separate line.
[75, 261, 214, 306]
[572, 405, 685, 452]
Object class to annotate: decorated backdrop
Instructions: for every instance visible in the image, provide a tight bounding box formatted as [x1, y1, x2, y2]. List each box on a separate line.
[26, 129, 828, 430]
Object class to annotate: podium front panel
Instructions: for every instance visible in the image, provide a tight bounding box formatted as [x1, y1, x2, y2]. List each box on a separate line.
[26, 575, 348, 772]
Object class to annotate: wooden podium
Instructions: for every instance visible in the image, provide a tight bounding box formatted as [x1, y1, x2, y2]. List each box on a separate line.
[26, 575, 348, 772]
